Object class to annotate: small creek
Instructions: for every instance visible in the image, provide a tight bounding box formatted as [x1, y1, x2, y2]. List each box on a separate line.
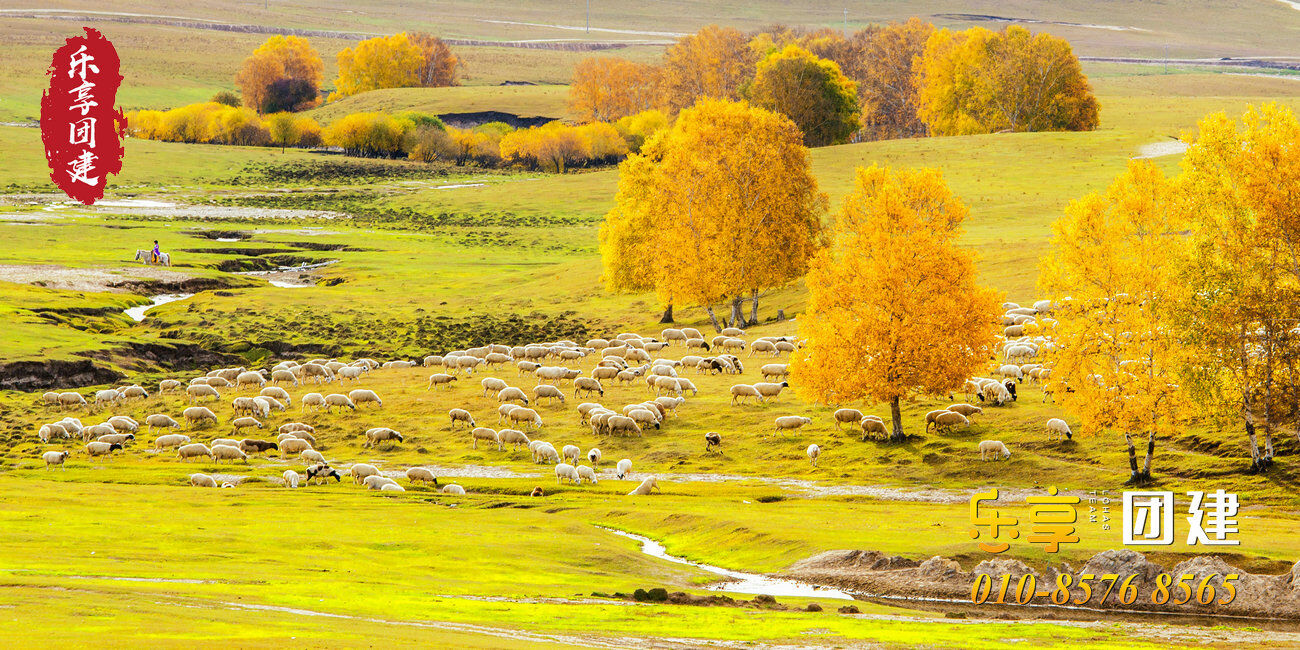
[234, 259, 338, 289]
[124, 293, 194, 322]
[602, 528, 854, 600]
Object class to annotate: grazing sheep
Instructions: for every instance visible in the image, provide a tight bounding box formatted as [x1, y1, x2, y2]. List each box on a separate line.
[705, 431, 722, 452]
[979, 440, 1012, 461]
[573, 377, 604, 398]
[406, 467, 438, 486]
[587, 448, 601, 465]
[58, 392, 88, 409]
[84, 441, 122, 458]
[254, 395, 284, 414]
[283, 470, 300, 488]
[449, 408, 476, 429]
[190, 473, 218, 488]
[42, 391, 61, 406]
[562, 444, 581, 464]
[924, 409, 952, 432]
[753, 381, 789, 401]
[480, 377, 508, 397]
[627, 476, 659, 495]
[364, 427, 405, 448]
[979, 381, 1012, 406]
[177, 443, 212, 461]
[532, 442, 561, 464]
[729, 384, 762, 405]
[470, 427, 501, 450]
[235, 371, 266, 390]
[183, 407, 218, 428]
[380, 483, 406, 493]
[96, 433, 135, 446]
[442, 484, 466, 495]
[42, 450, 70, 470]
[349, 463, 380, 485]
[1046, 418, 1073, 441]
[231, 417, 263, 434]
[507, 407, 543, 430]
[616, 458, 632, 479]
[119, 385, 148, 401]
[426, 373, 457, 390]
[577, 465, 598, 484]
[305, 463, 342, 484]
[212, 444, 248, 463]
[279, 438, 312, 456]
[38, 423, 67, 442]
[300, 392, 325, 413]
[210, 437, 240, 449]
[606, 415, 642, 437]
[337, 366, 366, 384]
[349, 389, 383, 408]
[860, 417, 888, 441]
[93, 389, 122, 409]
[498, 428, 530, 450]
[807, 444, 821, 466]
[323, 393, 356, 412]
[627, 408, 661, 430]
[760, 364, 790, 380]
[239, 439, 278, 455]
[774, 416, 812, 434]
[833, 409, 865, 430]
[145, 413, 181, 433]
[363, 475, 399, 491]
[496, 386, 531, 405]
[300, 449, 326, 464]
[278, 422, 315, 435]
[947, 404, 983, 417]
[933, 411, 970, 432]
[555, 463, 581, 485]
[533, 384, 566, 406]
[186, 384, 220, 404]
[270, 369, 299, 386]
[154, 433, 190, 450]
[749, 340, 777, 357]
[159, 379, 182, 393]
[497, 403, 523, 424]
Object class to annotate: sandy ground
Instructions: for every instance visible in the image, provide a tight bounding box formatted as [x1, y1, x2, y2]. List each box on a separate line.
[1134, 140, 1189, 159]
[0, 264, 191, 293]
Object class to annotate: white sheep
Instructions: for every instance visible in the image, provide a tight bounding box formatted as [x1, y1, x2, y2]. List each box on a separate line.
[587, 448, 601, 465]
[497, 387, 529, 405]
[1046, 418, 1073, 441]
[406, 467, 438, 485]
[364, 427, 405, 448]
[186, 384, 220, 403]
[498, 428, 530, 449]
[442, 484, 466, 495]
[300, 392, 325, 413]
[507, 407, 543, 430]
[363, 475, 399, 490]
[427, 373, 457, 390]
[231, 416, 263, 434]
[774, 416, 812, 434]
[183, 407, 218, 428]
[555, 463, 581, 485]
[627, 476, 659, 495]
[190, 473, 218, 488]
[145, 413, 181, 433]
[283, 470, 300, 488]
[42, 450, 70, 470]
[481, 377, 508, 397]
[449, 408, 476, 429]
[616, 458, 632, 479]
[350, 463, 380, 485]
[577, 465, 598, 484]
[349, 389, 383, 408]
[807, 444, 821, 466]
[177, 443, 213, 461]
[471, 427, 501, 450]
[300, 449, 326, 464]
[533, 384, 566, 405]
[323, 393, 356, 412]
[154, 433, 190, 450]
[730, 384, 762, 405]
[562, 444, 581, 464]
[979, 440, 1011, 461]
[933, 411, 970, 432]
[279, 438, 312, 456]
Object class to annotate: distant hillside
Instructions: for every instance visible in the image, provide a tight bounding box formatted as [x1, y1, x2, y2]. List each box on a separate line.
[308, 85, 568, 125]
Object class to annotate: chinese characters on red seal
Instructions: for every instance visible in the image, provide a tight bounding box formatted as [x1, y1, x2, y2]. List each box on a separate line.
[39, 27, 126, 205]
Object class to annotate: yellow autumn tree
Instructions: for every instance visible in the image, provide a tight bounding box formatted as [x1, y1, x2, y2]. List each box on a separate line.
[408, 32, 460, 87]
[614, 109, 669, 152]
[568, 57, 661, 123]
[791, 165, 999, 441]
[746, 44, 859, 147]
[234, 35, 324, 113]
[1039, 160, 1192, 483]
[599, 99, 825, 327]
[855, 18, 934, 140]
[915, 25, 1098, 136]
[333, 33, 426, 99]
[659, 25, 757, 114]
[1171, 103, 1300, 473]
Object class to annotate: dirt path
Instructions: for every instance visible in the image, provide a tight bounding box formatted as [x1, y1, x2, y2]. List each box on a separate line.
[0, 264, 193, 293]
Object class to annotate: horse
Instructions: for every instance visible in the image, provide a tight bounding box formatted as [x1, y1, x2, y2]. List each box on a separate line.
[134, 250, 171, 267]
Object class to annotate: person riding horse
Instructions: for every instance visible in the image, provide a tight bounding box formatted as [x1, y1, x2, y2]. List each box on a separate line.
[151, 240, 161, 264]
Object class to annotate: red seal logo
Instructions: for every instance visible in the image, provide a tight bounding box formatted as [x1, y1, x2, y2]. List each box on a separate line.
[40, 27, 126, 205]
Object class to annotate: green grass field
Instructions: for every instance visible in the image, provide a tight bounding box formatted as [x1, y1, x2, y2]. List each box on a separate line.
[6, 6, 1300, 645]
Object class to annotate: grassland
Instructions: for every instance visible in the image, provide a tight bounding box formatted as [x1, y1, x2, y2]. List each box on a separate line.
[6, 7, 1300, 644]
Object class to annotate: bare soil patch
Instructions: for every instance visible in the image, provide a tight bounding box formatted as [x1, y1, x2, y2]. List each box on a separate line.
[0, 265, 193, 293]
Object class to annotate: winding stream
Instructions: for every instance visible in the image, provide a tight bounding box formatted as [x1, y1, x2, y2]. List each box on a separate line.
[602, 528, 855, 600]
[124, 293, 194, 322]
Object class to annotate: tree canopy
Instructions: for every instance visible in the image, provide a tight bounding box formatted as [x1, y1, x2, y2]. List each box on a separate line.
[746, 45, 860, 147]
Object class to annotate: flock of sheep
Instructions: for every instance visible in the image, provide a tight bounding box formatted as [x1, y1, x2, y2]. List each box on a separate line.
[30, 303, 1073, 492]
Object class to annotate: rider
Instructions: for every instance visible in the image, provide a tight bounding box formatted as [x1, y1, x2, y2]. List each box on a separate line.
[151, 240, 161, 264]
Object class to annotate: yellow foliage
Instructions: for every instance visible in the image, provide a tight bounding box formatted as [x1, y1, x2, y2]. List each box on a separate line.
[234, 35, 324, 113]
[915, 25, 1098, 136]
[321, 112, 413, 157]
[499, 122, 593, 173]
[599, 99, 825, 322]
[333, 33, 426, 99]
[568, 57, 660, 123]
[791, 165, 1000, 439]
[614, 109, 669, 152]
[746, 44, 859, 147]
[659, 25, 757, 114]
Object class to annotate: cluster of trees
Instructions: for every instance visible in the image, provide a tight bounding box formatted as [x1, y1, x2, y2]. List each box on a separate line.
[571, 20, 1097, 145]
[1041, 103, 1300, 479]
[128, 99, 667, 172]
[332, 32, 460, 100]
[127, 100, 322, 149]
[231, 32, 459, 113]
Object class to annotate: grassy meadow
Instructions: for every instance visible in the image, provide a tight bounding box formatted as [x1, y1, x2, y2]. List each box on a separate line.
[5, 3, 1300, 645]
